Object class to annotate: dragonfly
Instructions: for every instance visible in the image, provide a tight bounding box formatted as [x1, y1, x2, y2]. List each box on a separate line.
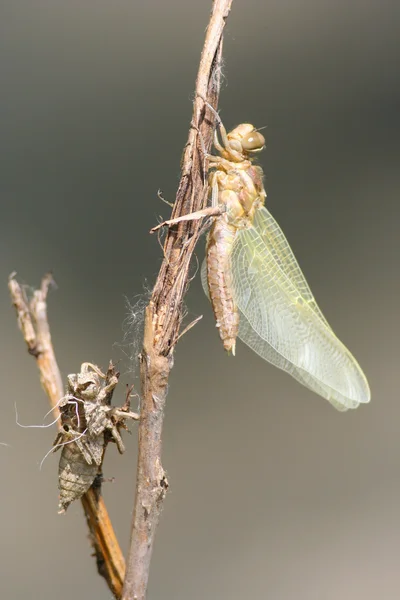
[154, 102, 370, 411]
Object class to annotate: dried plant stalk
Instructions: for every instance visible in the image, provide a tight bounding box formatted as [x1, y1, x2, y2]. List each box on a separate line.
[9, 273, 127, 598]
[121, 1, 234, 599]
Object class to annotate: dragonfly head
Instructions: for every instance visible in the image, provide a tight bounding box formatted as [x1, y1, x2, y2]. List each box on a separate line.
[227, 124, 265, 156]
[72, 371, 102, 401]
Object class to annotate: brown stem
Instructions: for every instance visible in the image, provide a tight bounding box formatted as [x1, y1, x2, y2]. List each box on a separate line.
[121, 1, 233, 598]
[9, 273, 126, 599]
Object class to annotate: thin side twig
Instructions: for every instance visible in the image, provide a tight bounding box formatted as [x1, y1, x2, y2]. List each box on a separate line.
[9, 273, 126, 599]
[121, 1, 233, 598]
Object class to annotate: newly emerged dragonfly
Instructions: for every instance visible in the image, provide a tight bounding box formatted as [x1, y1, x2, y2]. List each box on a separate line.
[156, 103, 370, 411]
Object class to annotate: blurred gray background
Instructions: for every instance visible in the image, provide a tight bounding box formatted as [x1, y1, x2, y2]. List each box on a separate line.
[1, 1, 399, 599]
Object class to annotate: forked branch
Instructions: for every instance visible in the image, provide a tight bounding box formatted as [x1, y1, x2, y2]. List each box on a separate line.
[9, 273, 126, 598]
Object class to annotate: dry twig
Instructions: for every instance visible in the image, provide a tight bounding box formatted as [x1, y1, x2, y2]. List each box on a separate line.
[121, 1, 233, 598]
[8, 273, 126, 598]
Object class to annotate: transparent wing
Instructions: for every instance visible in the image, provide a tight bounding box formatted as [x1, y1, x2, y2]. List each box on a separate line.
[201, 255, 359, 411]
[228, 209, 370, 410]
[253, 206, 330, 328]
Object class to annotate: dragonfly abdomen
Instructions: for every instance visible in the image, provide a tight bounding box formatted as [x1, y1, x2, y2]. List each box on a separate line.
[206, 218, 239, 355]
[58, 438, 102, 512]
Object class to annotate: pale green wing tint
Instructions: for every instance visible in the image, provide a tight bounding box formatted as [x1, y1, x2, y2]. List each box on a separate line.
[229, 208, 370, 410]
[253, 207, 330, 328]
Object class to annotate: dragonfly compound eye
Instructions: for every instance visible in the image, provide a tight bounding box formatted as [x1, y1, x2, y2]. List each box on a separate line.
[241, 131, 265, 152]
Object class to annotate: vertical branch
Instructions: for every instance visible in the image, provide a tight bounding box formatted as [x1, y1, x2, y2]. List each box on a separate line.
[122, 1, 233, 599]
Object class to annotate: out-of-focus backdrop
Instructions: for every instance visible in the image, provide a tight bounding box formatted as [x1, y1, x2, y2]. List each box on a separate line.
[1, 1, 399, 599]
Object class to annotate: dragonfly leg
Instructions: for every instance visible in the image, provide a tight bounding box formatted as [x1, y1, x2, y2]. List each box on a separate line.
[197, 95, 228, 146]
[109, 424, 126, 454]
[213, 127, 225, 155]
[81, 363, 106, 379]
[195, 131, 231, 169]
[210, 172, 220, 208]
[112, 409, 140, 421]
[195, 124, 224, 179]
[197, 95, 244, 161]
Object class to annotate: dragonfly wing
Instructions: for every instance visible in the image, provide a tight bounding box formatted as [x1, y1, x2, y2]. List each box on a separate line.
[236, 317, 357, 411]
[230, 221, 370, 410]
[202, 254, 356, 410]
[253, 206, 330, 328]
